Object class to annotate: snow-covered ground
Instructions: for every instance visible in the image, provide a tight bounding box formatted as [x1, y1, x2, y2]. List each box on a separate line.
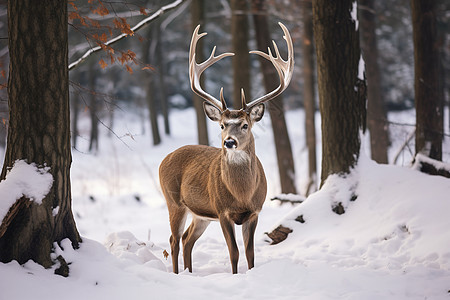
[0, 106, 449, 299]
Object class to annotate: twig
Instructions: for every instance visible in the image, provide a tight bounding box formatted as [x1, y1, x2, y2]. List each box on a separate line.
[392, 128, 415, 165]
[69, 0, 185, 71]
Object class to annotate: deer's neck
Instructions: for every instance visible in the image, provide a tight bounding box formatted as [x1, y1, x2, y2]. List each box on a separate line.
[221, 138, 258, 201]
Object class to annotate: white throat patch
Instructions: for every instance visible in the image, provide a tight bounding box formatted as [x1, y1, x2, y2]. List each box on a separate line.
[226, 149, 250, 164]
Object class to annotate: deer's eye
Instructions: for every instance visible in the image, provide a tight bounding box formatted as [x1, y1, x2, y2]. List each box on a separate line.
[220, 124, 224, 130]
[242, 124, 248, 130]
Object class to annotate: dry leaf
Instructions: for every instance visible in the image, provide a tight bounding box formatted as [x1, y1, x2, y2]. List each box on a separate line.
[99, 59, 107, 69]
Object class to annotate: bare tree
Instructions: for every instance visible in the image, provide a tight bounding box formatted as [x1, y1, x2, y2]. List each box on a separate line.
[411, 0, 443, 160]
[359, 0, 389, 163]
[231, 0, 251, 108]
[251, 0, 297, 194]
[191, 0, 209, 145]
[301, 0, 318, 195]
[143, 25, 162, 146]
[88, 58, 100, 151]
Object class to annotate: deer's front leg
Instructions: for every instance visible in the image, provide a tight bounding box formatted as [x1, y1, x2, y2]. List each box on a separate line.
[242, 214, 258, 270]
[219, 215, 239, 274]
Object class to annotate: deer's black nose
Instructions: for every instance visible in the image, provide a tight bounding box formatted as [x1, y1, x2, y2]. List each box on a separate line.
[224, 139, 237, 149]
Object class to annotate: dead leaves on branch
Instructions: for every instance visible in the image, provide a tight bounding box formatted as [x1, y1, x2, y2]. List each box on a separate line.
[69, 0, 152, 74]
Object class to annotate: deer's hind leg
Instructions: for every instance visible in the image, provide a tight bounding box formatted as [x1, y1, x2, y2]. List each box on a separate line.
[168, 204, 187, 274]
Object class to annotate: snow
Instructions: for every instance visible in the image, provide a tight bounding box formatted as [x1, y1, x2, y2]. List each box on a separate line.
[351, 1, 359, 31]
[413, 153, 450, 173]
[0, 160, 53, 222]
[358, 55, 365, 80]
[0, 106, 449, 299]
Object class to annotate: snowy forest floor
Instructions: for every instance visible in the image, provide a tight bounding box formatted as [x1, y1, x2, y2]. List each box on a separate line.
[1, 106, 450, 299]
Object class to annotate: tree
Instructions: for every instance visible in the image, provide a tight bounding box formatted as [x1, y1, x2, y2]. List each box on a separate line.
[0, 0, 81, 273]
[88, 58, 100, 151]
[191, 0, 209, 145]
[251, 0, 297, 194]
[359, 0, 389, 164]
[142, 24, 162, 146]
[411, 0, 443, 160]
[312, 0, 367, 186]
[301, 0, 318, 195]
[231, 0, 251, 108]
[267, 0, 367, 244]
[70, 74, 81, 150]
[154, 21, 171, 136]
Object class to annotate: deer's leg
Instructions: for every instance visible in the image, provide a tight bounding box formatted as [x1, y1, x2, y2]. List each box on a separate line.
[182, 216, 210, 272]
[242, 214, 258, 270]
[219, 215, 239, 274]
[168, 206, 187, 274]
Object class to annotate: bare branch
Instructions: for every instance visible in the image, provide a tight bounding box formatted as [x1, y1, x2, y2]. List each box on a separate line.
[69, 0, 185, 71]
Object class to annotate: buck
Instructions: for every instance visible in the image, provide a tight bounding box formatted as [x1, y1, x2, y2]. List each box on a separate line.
[159, 22, 294, 274]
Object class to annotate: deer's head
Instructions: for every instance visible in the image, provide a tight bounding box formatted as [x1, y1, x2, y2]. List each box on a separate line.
[189, 23, 294, 155]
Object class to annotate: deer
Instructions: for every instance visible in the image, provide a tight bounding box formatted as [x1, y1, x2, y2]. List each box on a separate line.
[159, 22, 294, 274]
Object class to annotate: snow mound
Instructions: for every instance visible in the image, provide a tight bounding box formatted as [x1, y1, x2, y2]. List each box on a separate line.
[104, 231, 166, 271]
[272, 154, 450, 271]
[0, 160, 53, 222]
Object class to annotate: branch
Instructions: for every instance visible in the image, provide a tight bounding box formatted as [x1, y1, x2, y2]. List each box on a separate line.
[392, 128, 415, 165]
[68, 0, 185, 71]
[413, 153, 450, 178]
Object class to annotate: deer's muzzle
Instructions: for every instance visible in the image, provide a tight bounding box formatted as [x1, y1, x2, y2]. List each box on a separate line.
[224, 138, 237, 149]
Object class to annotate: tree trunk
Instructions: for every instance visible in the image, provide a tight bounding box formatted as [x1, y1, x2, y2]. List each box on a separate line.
[359, 0, 389, 164]
[312, 0, 367, 186]
[143, 26, 161, 146]
[155, 22, 171, 136]
[301, 0, 318, 195]
[252, 0, 297, 194]
[0, 90, 8, 149]
[231, 0, 251, 109]
[191, 0, 209, 145]
[411, 0, 443, 160]
[88, 59, 99, 152]
[0, 0, 81, 270]
[147, 77, 161, 146]
[71, 87, 80, 149]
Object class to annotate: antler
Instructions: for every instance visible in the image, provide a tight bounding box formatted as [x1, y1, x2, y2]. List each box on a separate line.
[245, 22, 294, 111]
[189, 25, 234, 111]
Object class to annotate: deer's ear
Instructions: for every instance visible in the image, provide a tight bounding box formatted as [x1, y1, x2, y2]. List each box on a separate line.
[203, 102, 222, 122]
[249, 103, 265, 122]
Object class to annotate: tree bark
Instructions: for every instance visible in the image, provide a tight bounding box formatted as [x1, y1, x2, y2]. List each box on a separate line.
[312, 0, 367, 186]
[231, 0, 251, 109]
[143, 25, 161, 146]
[359, 0, 389, 164]
[0, 0, 81, 269]
[88, 59, 99, 152]
[411, 0, 443, 160]
[252, 0, 297, 194]
[301, 0, 318, 195]
[155, 22, 171, 136]
[71, 88, 80, 149]
[191, 0, 209, 145]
